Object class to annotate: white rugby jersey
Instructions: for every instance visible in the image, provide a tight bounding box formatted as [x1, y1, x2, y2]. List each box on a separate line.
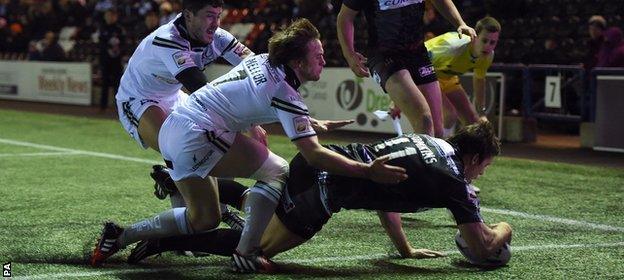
[116, 14, 249, 101]
[173, 54, 317, 141]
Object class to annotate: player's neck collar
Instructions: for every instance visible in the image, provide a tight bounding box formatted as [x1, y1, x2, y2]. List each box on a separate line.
[283, 65, 301, 89]
[174, 16, 209, 49]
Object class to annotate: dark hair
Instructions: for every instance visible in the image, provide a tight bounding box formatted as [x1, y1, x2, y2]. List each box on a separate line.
[268, 18, 320, 67]
[475, 16, 501, 34]
[183, 0, 223, 14]
[447, 120, 501, 162]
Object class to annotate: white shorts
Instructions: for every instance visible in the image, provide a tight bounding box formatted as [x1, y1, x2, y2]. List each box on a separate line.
[158, 113, 236, 181]
[116, 90, 188, 149]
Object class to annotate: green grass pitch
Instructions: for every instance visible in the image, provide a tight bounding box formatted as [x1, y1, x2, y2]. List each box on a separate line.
[0, 109, 623, 279]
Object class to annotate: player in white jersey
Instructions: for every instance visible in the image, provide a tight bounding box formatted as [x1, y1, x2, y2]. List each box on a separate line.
[115, 0, 253, 152]
[109, 0, 254, 240]
[91, 18, 408, 273]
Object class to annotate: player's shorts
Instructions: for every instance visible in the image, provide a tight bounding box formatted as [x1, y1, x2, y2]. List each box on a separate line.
[367, 44, 438, 92]
[275, 154, 335, 240]
[158, 113, 236, 181]
[116, 90, 188, 149]
[438, 76, 464, 94]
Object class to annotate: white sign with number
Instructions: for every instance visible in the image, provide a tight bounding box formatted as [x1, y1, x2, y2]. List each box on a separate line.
[545, 76, 561, 108]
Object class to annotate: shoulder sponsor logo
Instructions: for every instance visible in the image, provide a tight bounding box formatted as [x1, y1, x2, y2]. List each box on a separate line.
[172, 51, 188, 67]
[232, 43, 247, 57]
[293, 116, 311, 134]
[378, 0, 424, 10]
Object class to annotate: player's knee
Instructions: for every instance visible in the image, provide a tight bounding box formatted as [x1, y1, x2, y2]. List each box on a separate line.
[186, 207, 221, 232]
[250, 152, 289, 193]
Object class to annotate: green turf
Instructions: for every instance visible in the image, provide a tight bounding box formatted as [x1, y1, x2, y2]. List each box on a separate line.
[1, 109, 623, 279]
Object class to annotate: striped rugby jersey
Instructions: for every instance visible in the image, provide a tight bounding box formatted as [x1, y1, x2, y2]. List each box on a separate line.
[172, 54, 317, 141]
[116, 14, 249, 101]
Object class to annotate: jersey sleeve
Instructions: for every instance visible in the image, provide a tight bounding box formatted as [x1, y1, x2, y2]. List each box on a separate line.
[151, 36, 198, 77]
[214, 28, 252, 66]
[271, 82, 316, 141]
[446, 183, 484, 224]
[342, 0, 363, 10]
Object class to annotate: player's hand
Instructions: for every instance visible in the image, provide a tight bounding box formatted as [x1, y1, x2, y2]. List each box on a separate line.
[405, 248, 447, 259]
[457, 24, 477, 41]
[346, 51, 370, 77]
[366, 155, 408, 184]
[310, 118, 355, 133]
[249, 125, 268, 146]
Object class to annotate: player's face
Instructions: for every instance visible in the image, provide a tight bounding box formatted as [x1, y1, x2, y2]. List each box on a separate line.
[464, 155, 493, 183]
[474, 31, 499, 56]
[185, 5, 222, 45]
[299, 39, 326, 82]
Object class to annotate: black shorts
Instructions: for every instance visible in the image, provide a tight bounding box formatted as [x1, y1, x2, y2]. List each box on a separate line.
[275, 154, 333, 240]
[367, 44, 438, 92]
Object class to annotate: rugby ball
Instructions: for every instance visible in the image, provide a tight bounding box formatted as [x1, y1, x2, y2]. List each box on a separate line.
[454, 231, 511, 266]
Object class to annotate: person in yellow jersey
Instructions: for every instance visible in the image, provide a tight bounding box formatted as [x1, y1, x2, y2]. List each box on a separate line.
[425, 16, 501, 137]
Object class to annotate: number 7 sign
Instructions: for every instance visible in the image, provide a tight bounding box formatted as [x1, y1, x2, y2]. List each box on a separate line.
[545, 76, 561, 108]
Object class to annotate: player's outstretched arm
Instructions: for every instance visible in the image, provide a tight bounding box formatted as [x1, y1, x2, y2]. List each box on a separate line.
[457, 222, 512, 259]
[293, 136, 407, 184]
[309, 117, 355, 133]
[377, 211, 446, 259]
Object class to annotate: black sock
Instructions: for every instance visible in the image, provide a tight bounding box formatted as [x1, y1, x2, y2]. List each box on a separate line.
[156, 228, 241, 256]
[217, 179, 248, 210]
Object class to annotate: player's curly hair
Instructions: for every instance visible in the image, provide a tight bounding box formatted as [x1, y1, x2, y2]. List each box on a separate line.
[447, 119, 501, 163]
[268, 18, 320, 67]
[184, 0, 223, 14]
[475, 16, 501, 34]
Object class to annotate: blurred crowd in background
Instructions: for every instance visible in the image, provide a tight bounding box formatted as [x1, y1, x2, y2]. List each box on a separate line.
[1, 0, 623, 66]
[1, 0, 623, 112]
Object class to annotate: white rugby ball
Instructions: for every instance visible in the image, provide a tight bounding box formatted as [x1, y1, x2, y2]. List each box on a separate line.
[454, 231, 511, 266]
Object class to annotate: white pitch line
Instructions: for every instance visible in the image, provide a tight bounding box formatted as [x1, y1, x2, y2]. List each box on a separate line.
[0, 151, 79, 157]
[1, 138, 623, 233]
[481, 207, 624, 233]
[0, 138, 160, 165]
[14, 241, 624, 279]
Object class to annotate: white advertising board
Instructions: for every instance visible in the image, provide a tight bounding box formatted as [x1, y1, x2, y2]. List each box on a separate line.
[0, 61, 92, 105]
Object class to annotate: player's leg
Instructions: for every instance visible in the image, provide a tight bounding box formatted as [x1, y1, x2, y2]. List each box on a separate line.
[416, 80, 444, 137]
[260, 215, 307, 258]
[210, 133, 289, 272]
[137, 106, 168, 152]
[127, 214, 304, 264]
[385, 70, 435, 136]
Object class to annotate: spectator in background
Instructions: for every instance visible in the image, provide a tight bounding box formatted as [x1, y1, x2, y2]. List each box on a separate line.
[27, 40, 40, 60]
[159, 1, 175, 25]
[39, 30, 67, 61]
[539, 37, 566, 64]
[584, 15, 606, 71]
[98, 8, 125, 110]
[28, 1, 60, 39]
[596, 27, 624, 67]
[55, 0, 88, 28]
[133, 10, 159, 39]
[4, 22, 29, 54]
